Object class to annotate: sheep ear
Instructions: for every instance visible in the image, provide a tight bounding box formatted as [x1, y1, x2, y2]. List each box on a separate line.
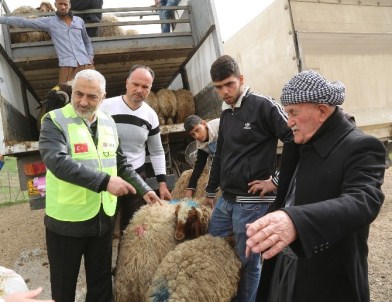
[175, 204, 181, 216]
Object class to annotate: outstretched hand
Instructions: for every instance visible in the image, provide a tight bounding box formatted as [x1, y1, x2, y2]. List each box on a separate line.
[143, 191, 163, 206]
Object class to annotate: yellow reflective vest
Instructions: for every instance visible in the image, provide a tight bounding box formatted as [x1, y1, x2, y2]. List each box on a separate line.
[45, 104, 118, 221]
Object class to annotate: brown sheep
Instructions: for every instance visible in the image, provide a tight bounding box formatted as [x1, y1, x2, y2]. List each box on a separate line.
[156, 89, 177, 125]
[145, 91, 160, 114]
[37, 2, 55, 12]
[173, 199, 211, 241]
[174, 88, 195, 123]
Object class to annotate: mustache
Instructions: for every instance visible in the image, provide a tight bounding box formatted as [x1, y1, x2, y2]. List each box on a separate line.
[291, 126, 298, 132]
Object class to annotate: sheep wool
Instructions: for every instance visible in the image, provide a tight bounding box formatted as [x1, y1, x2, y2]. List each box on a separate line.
[174, 89, 195, 123]
[114, 203, 179, 302]
[171, 168, 222, 201]
[10, 6, 51, 43]
[156, 89, 177, 125]
[146, 234, 241, 302]
[97, 15, 124, 37]
[145, 91, 160, 115]
[173, 198, 212, 241]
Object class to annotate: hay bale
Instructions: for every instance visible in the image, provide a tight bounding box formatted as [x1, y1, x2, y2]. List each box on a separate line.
[175, 89, 195, 123]
[97, 15, 124, 37]
[156, 89, 177, 125]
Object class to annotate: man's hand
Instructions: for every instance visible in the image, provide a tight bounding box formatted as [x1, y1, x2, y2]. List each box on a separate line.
[184, 189, 194, 198]
[248, 177, 277, 197]
[204, 197, 215, 208]
[245, 210, 297, 260]
[107, 176, 136, 196]
[159, 182, 172, 200]
[143, 191, 163, 205]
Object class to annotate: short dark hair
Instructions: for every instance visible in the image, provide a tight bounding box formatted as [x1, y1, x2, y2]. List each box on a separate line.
[210, 55, 241, 82]
[184, 115, 203, 132]
[127, 64, 155, 80]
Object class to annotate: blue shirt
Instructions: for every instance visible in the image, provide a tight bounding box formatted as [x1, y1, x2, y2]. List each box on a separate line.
[0, 15, 94, 67]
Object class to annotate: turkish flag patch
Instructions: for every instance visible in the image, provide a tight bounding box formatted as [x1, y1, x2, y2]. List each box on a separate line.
[74, 143, 89, 153]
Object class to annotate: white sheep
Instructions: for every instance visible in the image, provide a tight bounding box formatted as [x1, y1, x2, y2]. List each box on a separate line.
[114, 199, 211, 302]
[114, 203, 178, 302]
[10, 4, 52, 43]
[146, 234, 241, 302]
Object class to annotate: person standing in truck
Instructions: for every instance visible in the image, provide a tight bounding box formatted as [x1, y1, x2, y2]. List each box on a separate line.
[183, 115, 219, 198]
[39, 69, 161, 302]
[70, 0, 103, 37]
[0, 0, 94, 85]
[153, 0, 180, 33]
[100, 65, 172, 235]
[246, 70, 386, 302]
[204, 55, 293, 302]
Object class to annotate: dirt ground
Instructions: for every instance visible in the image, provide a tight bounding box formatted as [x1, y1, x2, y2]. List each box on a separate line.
[1, 169, 391, 301]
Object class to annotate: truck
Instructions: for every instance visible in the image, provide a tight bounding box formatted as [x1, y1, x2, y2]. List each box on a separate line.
[1, 0, 391, 209]
[0, 0, 224, 208]
[223, 0, 392, 160]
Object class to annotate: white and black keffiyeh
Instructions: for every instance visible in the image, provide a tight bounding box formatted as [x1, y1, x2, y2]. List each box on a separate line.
[281, 70, 345, 106]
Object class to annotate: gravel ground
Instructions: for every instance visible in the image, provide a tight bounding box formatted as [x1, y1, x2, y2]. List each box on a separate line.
[0, 169, 391, 301]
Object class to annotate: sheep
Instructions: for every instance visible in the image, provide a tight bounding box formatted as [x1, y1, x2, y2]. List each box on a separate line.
[124, 28, 139, 36]
[37, 1, 55, 12]
[114, 198, 212, 302]
[174, 199, 211, 241]
[146, 234, 241, 302]
[97, 15, 124, 37]
[36, 85, 71, 130]
[156, 89, 177, 125]
[171, 168, 222, 201]
[114, 202, 178, 302]
[174, 89, 195, 123]
[10, 4, 52, 44]
[145, 91, 160, 114]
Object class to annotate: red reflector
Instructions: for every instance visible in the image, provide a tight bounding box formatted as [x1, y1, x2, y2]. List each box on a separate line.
[23, 161, 46, 176]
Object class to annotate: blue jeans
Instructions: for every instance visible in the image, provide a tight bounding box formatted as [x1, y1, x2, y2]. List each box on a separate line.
[159, 0, 180, 33]
[208, 196, 269, 302]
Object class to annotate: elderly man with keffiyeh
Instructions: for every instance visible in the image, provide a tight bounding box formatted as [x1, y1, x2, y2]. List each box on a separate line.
[246, 70, 386, 302]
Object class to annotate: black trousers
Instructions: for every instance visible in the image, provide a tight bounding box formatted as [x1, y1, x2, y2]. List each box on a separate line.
[46, 227, 112, 302]
[116, 169, 147, 234]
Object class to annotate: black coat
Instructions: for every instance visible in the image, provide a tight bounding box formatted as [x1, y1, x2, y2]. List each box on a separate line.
[258, 107, 386, 302]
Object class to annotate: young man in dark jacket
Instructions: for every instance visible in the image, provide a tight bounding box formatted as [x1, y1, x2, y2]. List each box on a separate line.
[205, 55, 292, 302]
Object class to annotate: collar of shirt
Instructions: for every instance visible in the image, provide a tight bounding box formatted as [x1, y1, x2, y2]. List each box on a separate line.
[221, 86, 250, 111]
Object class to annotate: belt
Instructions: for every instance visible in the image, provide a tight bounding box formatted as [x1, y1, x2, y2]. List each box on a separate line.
[222, 191, 276, 204]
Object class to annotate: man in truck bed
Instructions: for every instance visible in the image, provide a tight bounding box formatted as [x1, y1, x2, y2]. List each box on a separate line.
[0, 0, 94, 85]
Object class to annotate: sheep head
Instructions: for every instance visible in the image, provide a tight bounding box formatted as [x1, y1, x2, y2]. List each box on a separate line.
[174, 200, 211, 241]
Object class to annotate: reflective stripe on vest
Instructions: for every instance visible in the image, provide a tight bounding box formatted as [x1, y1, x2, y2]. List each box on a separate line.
[45, 104, 118, 221]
